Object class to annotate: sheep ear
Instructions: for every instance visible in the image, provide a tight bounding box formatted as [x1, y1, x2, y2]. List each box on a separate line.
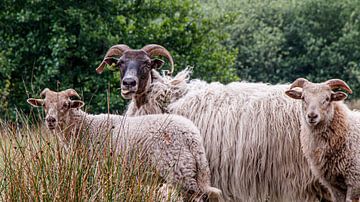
[96, 57, 120, 74]
[27, 98, 45, 107]
[331, 91, 347, 101]
[70, 100, 85, 109]
[285, 89, 302, 99]
[150, 59, 164, 69]
[104, 57, 120, 66]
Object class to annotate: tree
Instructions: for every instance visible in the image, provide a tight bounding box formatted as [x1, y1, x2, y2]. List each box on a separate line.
[226, 0, 360, 98]
[0, 0, 237, 120]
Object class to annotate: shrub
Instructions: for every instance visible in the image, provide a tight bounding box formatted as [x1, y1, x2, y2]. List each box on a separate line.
[0, 0, 237, 120]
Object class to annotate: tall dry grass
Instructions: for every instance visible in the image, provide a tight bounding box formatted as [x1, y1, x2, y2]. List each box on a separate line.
[0, 113, 181, 201]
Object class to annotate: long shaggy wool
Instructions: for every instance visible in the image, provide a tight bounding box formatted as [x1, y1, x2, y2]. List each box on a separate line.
[125, 69, 324, 201]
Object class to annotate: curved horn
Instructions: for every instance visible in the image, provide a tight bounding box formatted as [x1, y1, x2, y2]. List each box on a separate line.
[96, 44, 131, 74]
[64, 89, 81, 99]
[141, 44, 174, 75]
[326, 79, 353, 94]
[289, 78, 309, 89]
[40, 88, 50, 98]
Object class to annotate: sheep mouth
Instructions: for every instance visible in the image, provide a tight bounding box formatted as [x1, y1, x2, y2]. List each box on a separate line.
[122, 90, 135, 95]
[307, 120, 318, 126]
[121, 89, 136, 99]
[47, 124, 56, 130]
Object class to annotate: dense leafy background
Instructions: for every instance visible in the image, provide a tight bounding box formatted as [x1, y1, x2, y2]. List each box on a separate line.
[1, 0, 360, 120]
[206, 0, 360, 96]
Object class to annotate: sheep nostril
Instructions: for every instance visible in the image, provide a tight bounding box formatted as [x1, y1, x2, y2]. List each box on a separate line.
[122, 78, 137, 87]
[46, 117, 56, 123]
[307, 113, 318, 119]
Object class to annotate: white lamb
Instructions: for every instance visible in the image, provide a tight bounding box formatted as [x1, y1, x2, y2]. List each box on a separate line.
[286, 78, 360, 202]
[27, 88, 222, 201]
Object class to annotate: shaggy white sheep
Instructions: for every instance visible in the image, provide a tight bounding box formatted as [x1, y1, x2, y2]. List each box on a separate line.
[27, 88, 222, 201]
[286, 78, 360, 202]
[132, 71, 323, 202]
[95, 44, 329, 201]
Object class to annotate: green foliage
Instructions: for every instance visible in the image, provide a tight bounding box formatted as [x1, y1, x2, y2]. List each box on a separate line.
[0, 0, 237, 120]
[221, 0, 360, 98]
[2, 0, 360, 120]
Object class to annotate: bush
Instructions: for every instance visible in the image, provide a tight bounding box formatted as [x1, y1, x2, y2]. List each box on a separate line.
[224, 0, 360, 98]
[0, 0, 237, 120]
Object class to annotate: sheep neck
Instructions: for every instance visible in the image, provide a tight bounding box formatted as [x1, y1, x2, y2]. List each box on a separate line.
[132, 70, 173, 114]
[309, 103, 349, 145]
[60, 108, 89, 142]
[134, 93, 148, 109]
[126, 69, 191, 116]
[302, 103, 350, 188]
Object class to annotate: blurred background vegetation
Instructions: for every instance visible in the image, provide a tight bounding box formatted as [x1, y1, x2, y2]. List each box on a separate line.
[1, 0, 360, 120]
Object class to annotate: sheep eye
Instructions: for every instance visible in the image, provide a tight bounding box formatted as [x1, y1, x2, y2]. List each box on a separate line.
[62, 103, 69, 109]
[118, 60, 124, 65]
[115, 60, 123, 67]
[322, 97, 330, 105]
[143, 61, 151, 68]
[118, 61, 127, 70]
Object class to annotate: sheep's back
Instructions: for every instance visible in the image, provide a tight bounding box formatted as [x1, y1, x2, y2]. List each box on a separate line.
[112, 114, 202, 153]
[111, 114, 206, 185]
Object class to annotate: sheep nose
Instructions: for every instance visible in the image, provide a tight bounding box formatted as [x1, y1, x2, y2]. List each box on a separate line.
[307, 113, 318, 119]
[46, 117, 56, 123]
[122, 78, 137, 87]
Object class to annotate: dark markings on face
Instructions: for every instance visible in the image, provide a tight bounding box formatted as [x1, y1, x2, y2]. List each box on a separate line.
[117, 52, 152, 95]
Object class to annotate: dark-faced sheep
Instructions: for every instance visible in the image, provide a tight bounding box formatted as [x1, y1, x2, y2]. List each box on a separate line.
[96, 44, 329, 201]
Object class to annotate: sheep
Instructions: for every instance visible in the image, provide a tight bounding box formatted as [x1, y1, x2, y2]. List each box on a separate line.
[285, 78, 360, 202]
[27, 88, 222, 201]
[95, 44, 330, 201]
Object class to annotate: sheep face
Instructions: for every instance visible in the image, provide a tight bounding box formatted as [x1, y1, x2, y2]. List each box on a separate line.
[116, 51, 164, 99]
[96, 44, 174, 100]
[27, 89, 84, 130]
[286, 79, 349, 127]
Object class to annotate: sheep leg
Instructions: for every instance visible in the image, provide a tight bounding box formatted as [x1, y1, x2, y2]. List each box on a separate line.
[328, 186, 346, 202]
[176, 167, 202, 201]
[174, 155, 203, 201]
[155, 148, 202, 201]
[346, 187, 352, 202]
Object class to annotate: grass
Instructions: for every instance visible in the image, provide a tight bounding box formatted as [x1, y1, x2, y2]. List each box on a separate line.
[0, 113, 181, 201]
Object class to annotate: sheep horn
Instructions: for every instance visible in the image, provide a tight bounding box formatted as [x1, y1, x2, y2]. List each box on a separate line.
[141, 44, 174, 75]
[96, 44, 131, 74]
[326, 79, 353, 94]
[64, 89, 81, 99]
[289, 78, 309, 89]
[40, 88, 50, 98]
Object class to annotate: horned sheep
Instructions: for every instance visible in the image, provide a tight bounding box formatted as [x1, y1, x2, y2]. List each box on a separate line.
[286, 78, 360, 202]
[96, 44, 329, 201]
[27, 88, 222, 201]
